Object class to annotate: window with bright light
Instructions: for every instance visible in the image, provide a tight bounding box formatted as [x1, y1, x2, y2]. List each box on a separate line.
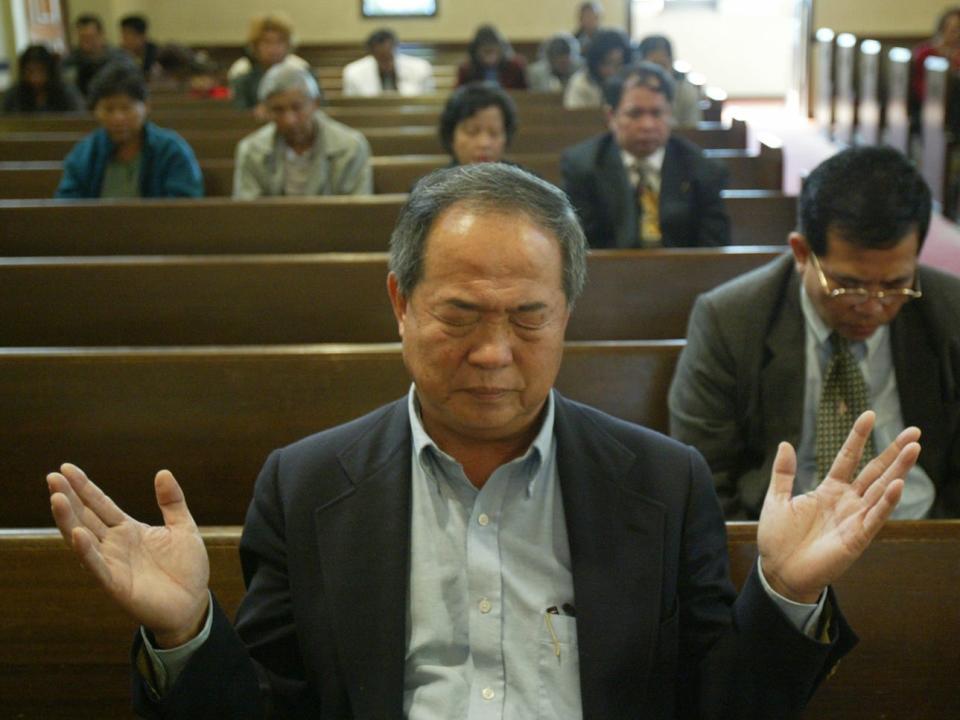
[361, 0, 437, 17]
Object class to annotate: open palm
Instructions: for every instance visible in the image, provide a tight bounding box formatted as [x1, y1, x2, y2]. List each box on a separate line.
[758, 411, 920, 603]
[48, 464, 210, 647]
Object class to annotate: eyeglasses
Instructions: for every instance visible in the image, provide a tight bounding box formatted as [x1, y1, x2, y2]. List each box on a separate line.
[809, 252, 922, 306]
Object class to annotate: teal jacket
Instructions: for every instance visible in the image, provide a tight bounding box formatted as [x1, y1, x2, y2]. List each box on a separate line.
[55, 121, 204, 198]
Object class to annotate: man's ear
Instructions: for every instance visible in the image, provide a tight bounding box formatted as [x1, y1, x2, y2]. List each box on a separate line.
[604, 104, 615, 131]
[788, 232, 810, 273]
[386, 272, 408, 338]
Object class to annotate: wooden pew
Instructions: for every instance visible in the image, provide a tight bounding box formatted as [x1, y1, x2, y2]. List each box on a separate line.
[0, 191, 793, 256]
[0, 249, 782, 346]
[0, 106, 603, 132]
[0, 144, 779, 199]
[0, 340, 683, 527]
[370, 143, 782, 193]
[4, 521, 958, 719]
[0, 121, 748, 162]
[147, 90, 569, 110]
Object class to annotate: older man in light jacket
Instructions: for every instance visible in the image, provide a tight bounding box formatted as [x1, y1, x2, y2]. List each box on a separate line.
[233, 64, 372, 198]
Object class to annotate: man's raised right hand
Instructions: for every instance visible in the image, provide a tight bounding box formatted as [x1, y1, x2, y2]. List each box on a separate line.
[47, 464, 210, 648]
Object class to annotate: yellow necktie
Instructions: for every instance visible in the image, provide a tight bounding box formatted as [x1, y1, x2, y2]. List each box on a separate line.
[636, 164, 662, 248]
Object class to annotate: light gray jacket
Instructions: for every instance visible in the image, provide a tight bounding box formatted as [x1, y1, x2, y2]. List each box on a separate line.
[233, 111, 372, 198]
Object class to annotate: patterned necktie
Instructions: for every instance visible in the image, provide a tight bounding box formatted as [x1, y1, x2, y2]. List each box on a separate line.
[635, 164, 662, 248]
[815, 333, 875, 482]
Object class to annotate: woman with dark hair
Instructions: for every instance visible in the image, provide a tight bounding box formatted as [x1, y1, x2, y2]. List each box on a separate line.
[55, 62, 203, 198]
[439, 82, 518, 165]
[563, 28, 630, 108]
[456, 25, 527, 89]
[2, 45, 83, 113]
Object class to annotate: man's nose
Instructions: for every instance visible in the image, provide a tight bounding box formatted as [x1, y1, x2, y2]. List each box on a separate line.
[468, 322, 514, 368]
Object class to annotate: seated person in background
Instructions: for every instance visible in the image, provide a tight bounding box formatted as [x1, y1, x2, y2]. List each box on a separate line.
[637, 34, 702, 127]
[119, 14, 159, 78]
[911, 6, 960, 108]
[526, 33, 582, 92]
[228, 12, 313, 110]
[3, 44, 83, 113]
[573, 1, 603, 55]
[670, 146, 960, 520]
[233, 64, 372, 199]
[457, 24, 527, 89]
[342, 28, 435, 96]
[48, 162, 919, 720]
[55, 62, 203, 199]
[563, 28, 630, 109]
[62, 13, 128, 96]
[152, 45, 229, 100]
[561, 61, 730, 248]
[439, 82, 517, 165]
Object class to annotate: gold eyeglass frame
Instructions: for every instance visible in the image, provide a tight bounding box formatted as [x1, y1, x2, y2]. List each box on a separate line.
[809, 252, 923, 306]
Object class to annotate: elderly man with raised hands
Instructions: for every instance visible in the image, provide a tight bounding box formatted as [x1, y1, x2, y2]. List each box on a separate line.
[49, 164, 917, 719]
[232, 64, 372, 199]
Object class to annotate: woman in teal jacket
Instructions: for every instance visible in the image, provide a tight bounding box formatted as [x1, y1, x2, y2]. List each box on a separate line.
[56, 62, 203, 198]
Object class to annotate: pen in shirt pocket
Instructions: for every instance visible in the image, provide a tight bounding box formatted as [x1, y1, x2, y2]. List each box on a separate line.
[544, 603, 577, 658]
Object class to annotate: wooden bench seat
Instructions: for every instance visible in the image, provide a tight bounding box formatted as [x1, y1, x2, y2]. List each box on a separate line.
[0, 340, 683, 526]
[0, 121, 748, 162]
[0, 248, 782, 346]
[3, 521, 957, 719]
[0, 191, 794, 256]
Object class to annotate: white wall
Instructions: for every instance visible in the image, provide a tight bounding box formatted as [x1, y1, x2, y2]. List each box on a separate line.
[631, 0, 798, 98]
[67, 0, 627, 45]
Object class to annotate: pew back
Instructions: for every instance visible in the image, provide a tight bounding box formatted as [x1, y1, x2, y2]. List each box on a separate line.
[0, 191, 795, 255]
[0, 144, 778, 199]
[0, 341, 683, 526]
[0, 121, 748, 163]
[0, 249, 782, 346]
[3, 522, 957, 719]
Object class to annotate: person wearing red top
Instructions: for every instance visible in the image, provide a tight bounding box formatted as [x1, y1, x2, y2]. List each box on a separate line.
[911, 6, 960, 106]
[457, 24, 528, 89]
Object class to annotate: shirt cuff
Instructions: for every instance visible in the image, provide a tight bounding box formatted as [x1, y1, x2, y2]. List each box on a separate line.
[140, 591, 214, 695]
[757, 557, 828, 639]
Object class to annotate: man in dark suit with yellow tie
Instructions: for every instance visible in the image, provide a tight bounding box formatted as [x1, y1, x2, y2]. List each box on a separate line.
[560, 62, 731, 248]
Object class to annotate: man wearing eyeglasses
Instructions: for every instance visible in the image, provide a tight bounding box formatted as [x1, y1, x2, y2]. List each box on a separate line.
[669, 146, 960, 520]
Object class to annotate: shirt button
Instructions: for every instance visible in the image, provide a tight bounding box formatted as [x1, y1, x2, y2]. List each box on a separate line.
[479, 598, 492, 614]
[478, 513, 490, 526]
[482, 687, 495, 701]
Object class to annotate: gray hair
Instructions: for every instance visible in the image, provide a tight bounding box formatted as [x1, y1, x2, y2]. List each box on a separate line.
[389, 163, 588, 306]
[257, 63, 321, 102]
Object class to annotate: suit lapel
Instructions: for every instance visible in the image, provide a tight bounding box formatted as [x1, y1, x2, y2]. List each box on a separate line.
[313, 401, 412, 719]
[597, 135, 638, 249]
[890, 302, 949, 485]
[554, 395, 667, 719]
[760, 268, 805, 455]
[659, 138, 687, 248]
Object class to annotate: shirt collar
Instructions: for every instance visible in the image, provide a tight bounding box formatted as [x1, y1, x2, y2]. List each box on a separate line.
[406, 384, 555, 497]
[622, 145, 666, 174]
[799, 282, 886, 359]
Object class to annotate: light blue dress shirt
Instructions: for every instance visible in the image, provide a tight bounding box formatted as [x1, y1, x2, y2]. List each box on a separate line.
[796, 285, 935, 518]
[405, 387, 581, 720]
